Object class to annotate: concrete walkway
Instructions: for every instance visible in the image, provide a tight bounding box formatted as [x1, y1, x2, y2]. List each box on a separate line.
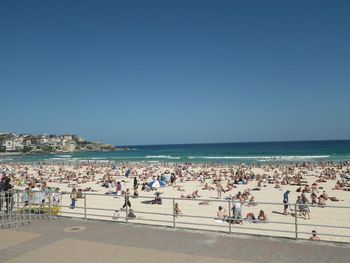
[0, 218, 349, 263]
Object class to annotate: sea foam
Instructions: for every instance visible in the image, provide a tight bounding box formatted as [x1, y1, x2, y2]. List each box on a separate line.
[188, 155, 330, 160]
[145, 155, 181, 159]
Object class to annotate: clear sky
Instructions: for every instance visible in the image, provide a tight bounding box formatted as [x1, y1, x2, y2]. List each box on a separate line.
[1, 0, 349, 146]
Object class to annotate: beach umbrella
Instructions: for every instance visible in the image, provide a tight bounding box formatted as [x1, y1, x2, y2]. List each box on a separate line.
[148, 180, 166, 188]
[151, 180, 160, 188]
[159, 180, 166, 187]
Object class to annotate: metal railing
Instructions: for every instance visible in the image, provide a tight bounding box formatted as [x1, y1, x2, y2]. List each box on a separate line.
[3, 190, 350, 243]
[0, 190, 31, 228]
[57, 192, 350, 243]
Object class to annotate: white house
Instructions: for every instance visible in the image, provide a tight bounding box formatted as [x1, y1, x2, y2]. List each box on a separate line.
[60, 135, 73, 141]
[2, 140, 15, 151]
[13, 138, 24, 150]
[47, 137, 62, 149]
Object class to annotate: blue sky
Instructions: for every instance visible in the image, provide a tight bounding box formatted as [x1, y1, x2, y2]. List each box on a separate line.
[1, 0, 349, 145]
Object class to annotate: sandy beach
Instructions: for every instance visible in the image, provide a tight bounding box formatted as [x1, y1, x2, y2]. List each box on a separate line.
[1, 161, 350, 242]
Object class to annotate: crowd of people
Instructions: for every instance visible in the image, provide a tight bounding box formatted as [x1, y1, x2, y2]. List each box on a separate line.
[1, 160, 350, 241]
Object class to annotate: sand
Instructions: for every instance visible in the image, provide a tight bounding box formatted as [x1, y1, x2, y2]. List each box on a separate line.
[2, 161, 350, 243]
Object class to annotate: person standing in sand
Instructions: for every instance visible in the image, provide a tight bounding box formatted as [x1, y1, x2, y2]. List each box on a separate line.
[133, 177, 138, 190]
[233, 198, 243, 224]
[70, 188, 77, 209]
[216, 180, 224, 199]
[283, 190, 290, 215]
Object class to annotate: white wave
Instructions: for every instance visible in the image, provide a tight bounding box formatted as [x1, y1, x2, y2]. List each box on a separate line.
[75, 159, 111, 162]
[50, 157, 79, 161]
[54, 155, 72, 158]
[188, 155, 330, 160]
[2, 158, 13, 161]
[115, 156, 144, 159]
[145, 155, 181, 159]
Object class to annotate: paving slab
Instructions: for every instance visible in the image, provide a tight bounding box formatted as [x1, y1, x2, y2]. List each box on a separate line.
[0, 218, 349, 263]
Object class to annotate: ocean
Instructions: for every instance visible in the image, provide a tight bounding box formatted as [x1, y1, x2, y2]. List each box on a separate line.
[1, 140, 350, 164]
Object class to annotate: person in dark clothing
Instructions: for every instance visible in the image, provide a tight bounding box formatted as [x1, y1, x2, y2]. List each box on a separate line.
[2, 177, 13, 214]
[122, 188, 131, 209]
[283, 190, 290, 215]
[0, 177, 5, 212]
[133, 177, 138, 190]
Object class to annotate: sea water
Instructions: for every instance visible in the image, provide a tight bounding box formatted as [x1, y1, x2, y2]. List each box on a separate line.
[2, 140, 350, 164]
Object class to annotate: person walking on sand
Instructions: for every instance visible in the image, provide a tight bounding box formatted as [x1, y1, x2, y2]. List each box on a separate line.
[70, 188, 77, 209]
[283, 190, 290, 215]
[122, 188, 131, 210]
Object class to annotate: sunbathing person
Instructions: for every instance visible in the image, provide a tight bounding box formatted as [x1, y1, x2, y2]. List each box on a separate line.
[202, 182, 215, 191]
[151, 192, 162, 205]
[318, 195, 326, 206]
[257, 210, 268, 222]
[217, 206, 228, 220]
[246, 195, 257, 206]
[192, 190, 200, 198]
[245, 212, 256, 221]
[174, 203, 182, 216]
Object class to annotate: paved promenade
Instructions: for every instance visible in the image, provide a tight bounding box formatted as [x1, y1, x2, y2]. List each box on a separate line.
[0, 218, 349, 263]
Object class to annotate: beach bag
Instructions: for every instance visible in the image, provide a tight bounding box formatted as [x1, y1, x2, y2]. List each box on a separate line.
[112, 210, 120, 220]
[127, 211, 136, 218]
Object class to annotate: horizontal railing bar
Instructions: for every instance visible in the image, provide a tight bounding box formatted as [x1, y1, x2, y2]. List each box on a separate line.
[230, 226, 296, 234]
[83, 207, 116, 212]
[297, 223, 350, 229]
[60, 212, 126, 219]
[129, 210, 173, 216]
[297, 231, 350, 238]
[130, 218, 173, 224]
[60, 207, 85, 210]
[175, 221, 229, 229]
[175, 222, 295, 234]
[59, 211, 85, 216]
[84, 213, 117, 218]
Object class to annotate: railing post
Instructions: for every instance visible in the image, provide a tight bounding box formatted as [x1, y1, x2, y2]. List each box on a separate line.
[1, 193, 4, 228]
[228, 200, 232, 233]
[59, 193, 63, 217]
[84, 193, 87, 220]
[125, 204, 129, 224]
[294, 203, 298, 240]
[16, 190, 19, 227]
[16, 190, 19, 211]
[172, 198, 176, 228]
[48, 192, 51, 220]
[39, 191, 42, 218]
